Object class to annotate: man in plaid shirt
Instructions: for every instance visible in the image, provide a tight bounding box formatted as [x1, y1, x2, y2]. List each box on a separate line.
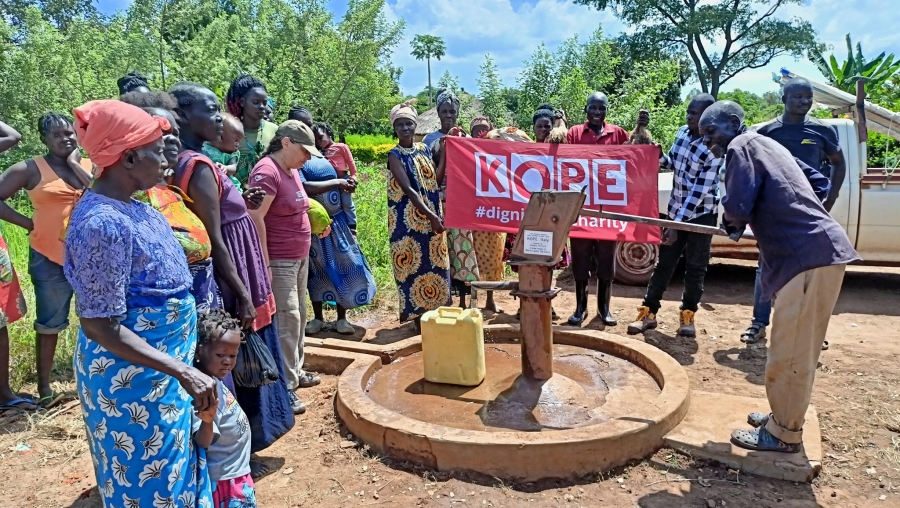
[628, 94, 722, 337]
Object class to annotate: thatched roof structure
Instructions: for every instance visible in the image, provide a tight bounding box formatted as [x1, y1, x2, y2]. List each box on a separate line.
[414, 95, 483, 140]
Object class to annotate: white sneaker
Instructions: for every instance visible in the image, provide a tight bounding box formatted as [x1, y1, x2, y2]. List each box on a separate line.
[305, 319, 325, 334]
[334, 319, 355, 335]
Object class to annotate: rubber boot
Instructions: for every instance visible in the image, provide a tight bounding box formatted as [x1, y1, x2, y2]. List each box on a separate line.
[597, 279, 617, 326]
[567, 281, 588, 326]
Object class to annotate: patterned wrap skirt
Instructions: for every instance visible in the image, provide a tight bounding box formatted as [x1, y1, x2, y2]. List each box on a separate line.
[75, 294, 213, 507]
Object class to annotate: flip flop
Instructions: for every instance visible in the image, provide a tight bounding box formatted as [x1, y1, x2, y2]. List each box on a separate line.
[38, 392, 66, 409]
[0, 397, 38, 412]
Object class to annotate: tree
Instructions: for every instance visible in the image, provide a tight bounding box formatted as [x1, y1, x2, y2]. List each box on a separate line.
[811, 34, 900, 94]
[477, 54, 509, 126]
[410, 34, 445, 107]
[1, 0, 98, 32]
[0, 0, 405, 164]
[609, 33, 689, 107]
[575, 0, 819, 97]
[436, 70, 459, 93]
[516, 43, 557, 126]
[719, 89, 783, 124]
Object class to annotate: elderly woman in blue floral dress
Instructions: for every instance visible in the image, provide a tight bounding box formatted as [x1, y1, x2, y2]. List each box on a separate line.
[64, 100, 216, 506]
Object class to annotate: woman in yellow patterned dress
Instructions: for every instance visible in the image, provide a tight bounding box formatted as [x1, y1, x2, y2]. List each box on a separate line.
[467, 116, 507, 313]
[0, 120, 31, 412]
[386, 101, 451, 329]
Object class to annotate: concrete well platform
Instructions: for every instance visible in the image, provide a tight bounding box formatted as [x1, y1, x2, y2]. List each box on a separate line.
[334, 326, 691, 481]
[663, 391, 822, 483]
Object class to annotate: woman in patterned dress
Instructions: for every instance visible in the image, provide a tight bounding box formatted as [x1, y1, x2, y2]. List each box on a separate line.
[64, 100, 215, 507]
[301, 135, 376, 335]
[120, 91, 222, 314]
[467, 116, 506, 313]
[386, 101, 451, 329]
[0, 120, 31, 412]
[426, 89, 480, 308]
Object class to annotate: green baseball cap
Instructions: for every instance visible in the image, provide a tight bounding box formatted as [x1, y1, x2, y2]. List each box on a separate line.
[276, 120, 323, 158]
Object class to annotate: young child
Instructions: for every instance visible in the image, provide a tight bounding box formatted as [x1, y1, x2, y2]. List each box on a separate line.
[193, 309, 257, 507]
[312, 121, 358, 234]
[202, 113, 245, 191]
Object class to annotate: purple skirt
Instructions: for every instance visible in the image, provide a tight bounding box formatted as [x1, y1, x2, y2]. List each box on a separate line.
[215, 214, 293, 452]
[216, 215, 276, 330]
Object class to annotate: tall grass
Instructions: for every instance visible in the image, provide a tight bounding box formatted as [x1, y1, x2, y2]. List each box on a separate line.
[351, 162, 397, 314]
[1, 199, 77, 389]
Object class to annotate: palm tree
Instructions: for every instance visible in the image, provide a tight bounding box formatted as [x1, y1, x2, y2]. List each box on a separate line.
[410, 34, 446, 107]
[810, 34, 900, 93]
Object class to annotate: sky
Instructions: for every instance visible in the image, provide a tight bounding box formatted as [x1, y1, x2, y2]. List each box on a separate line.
[97, 0, 899, 99]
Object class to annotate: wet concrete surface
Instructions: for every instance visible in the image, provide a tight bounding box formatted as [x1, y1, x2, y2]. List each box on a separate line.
[365, 343, 661, 432]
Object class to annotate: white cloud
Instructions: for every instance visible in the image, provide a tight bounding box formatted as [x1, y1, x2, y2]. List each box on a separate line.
[388, 0, 622, 95]
[718, 0, 899, 94]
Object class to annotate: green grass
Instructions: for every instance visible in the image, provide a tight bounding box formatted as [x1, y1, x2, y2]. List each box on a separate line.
[350, 162, 398, 314]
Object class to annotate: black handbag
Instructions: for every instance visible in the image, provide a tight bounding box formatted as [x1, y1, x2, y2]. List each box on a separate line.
[232, 329, 280, 388]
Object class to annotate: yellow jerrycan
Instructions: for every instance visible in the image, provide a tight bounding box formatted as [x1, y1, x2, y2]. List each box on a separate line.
[420, 307, 486, 386]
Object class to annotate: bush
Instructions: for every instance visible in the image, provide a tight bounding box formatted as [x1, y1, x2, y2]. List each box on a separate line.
[345, 134, 395, 164]
[345, 133, 395, 146]
[868, 131, 900, 168]
[349, 143, 394, 164]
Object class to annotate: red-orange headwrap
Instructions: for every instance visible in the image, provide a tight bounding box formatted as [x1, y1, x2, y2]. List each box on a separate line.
[73, 100, 170, 178]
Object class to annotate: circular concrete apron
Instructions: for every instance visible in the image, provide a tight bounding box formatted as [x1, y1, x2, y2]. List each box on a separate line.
[336, 326, 691, 481]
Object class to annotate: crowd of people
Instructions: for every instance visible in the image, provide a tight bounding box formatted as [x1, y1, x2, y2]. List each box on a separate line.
[0, 68, 858, 505]
[382, 77, 857, 456]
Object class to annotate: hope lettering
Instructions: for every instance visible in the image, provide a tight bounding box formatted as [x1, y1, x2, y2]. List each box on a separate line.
[474, 152, 628, 206]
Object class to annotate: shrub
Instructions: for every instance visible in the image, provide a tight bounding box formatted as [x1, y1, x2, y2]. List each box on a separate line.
[349, 143, 395, 164]
[345, 134, 396, 164]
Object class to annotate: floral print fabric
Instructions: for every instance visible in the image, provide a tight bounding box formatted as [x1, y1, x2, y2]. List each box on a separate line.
[74, 297, 213, 508]
[134, 184, 212, 264]
[63, 191, 191, 319]
[388, 143, 451, 322]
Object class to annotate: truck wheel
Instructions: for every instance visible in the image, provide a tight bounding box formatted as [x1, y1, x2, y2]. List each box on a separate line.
[614, 242, 658, 286]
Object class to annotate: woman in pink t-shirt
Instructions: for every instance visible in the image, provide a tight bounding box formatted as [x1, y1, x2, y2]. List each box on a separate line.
[247, 120, 330, 415]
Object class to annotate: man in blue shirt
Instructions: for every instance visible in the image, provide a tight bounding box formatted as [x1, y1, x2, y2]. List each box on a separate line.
[627, 94, 722, 338]
[699, 100, 859, 453]
[740, 78, 847, 345]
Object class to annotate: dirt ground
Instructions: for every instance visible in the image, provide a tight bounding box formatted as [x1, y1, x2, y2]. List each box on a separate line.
[1, 260, 898, 508]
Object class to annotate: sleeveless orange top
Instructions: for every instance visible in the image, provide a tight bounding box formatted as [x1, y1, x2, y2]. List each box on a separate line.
[25, 156, 92, 265]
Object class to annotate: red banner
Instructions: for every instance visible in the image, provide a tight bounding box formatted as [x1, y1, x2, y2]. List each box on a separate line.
[443, 137, 661, 243]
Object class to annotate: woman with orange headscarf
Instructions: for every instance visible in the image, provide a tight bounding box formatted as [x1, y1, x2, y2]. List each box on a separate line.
[63, 100, 215, 506]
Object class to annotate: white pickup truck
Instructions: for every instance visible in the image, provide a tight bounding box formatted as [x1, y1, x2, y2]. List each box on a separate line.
[614, 116, 900, 285]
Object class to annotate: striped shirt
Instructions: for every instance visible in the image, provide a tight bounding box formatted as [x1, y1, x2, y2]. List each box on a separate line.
[660, 126, 724, 222]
